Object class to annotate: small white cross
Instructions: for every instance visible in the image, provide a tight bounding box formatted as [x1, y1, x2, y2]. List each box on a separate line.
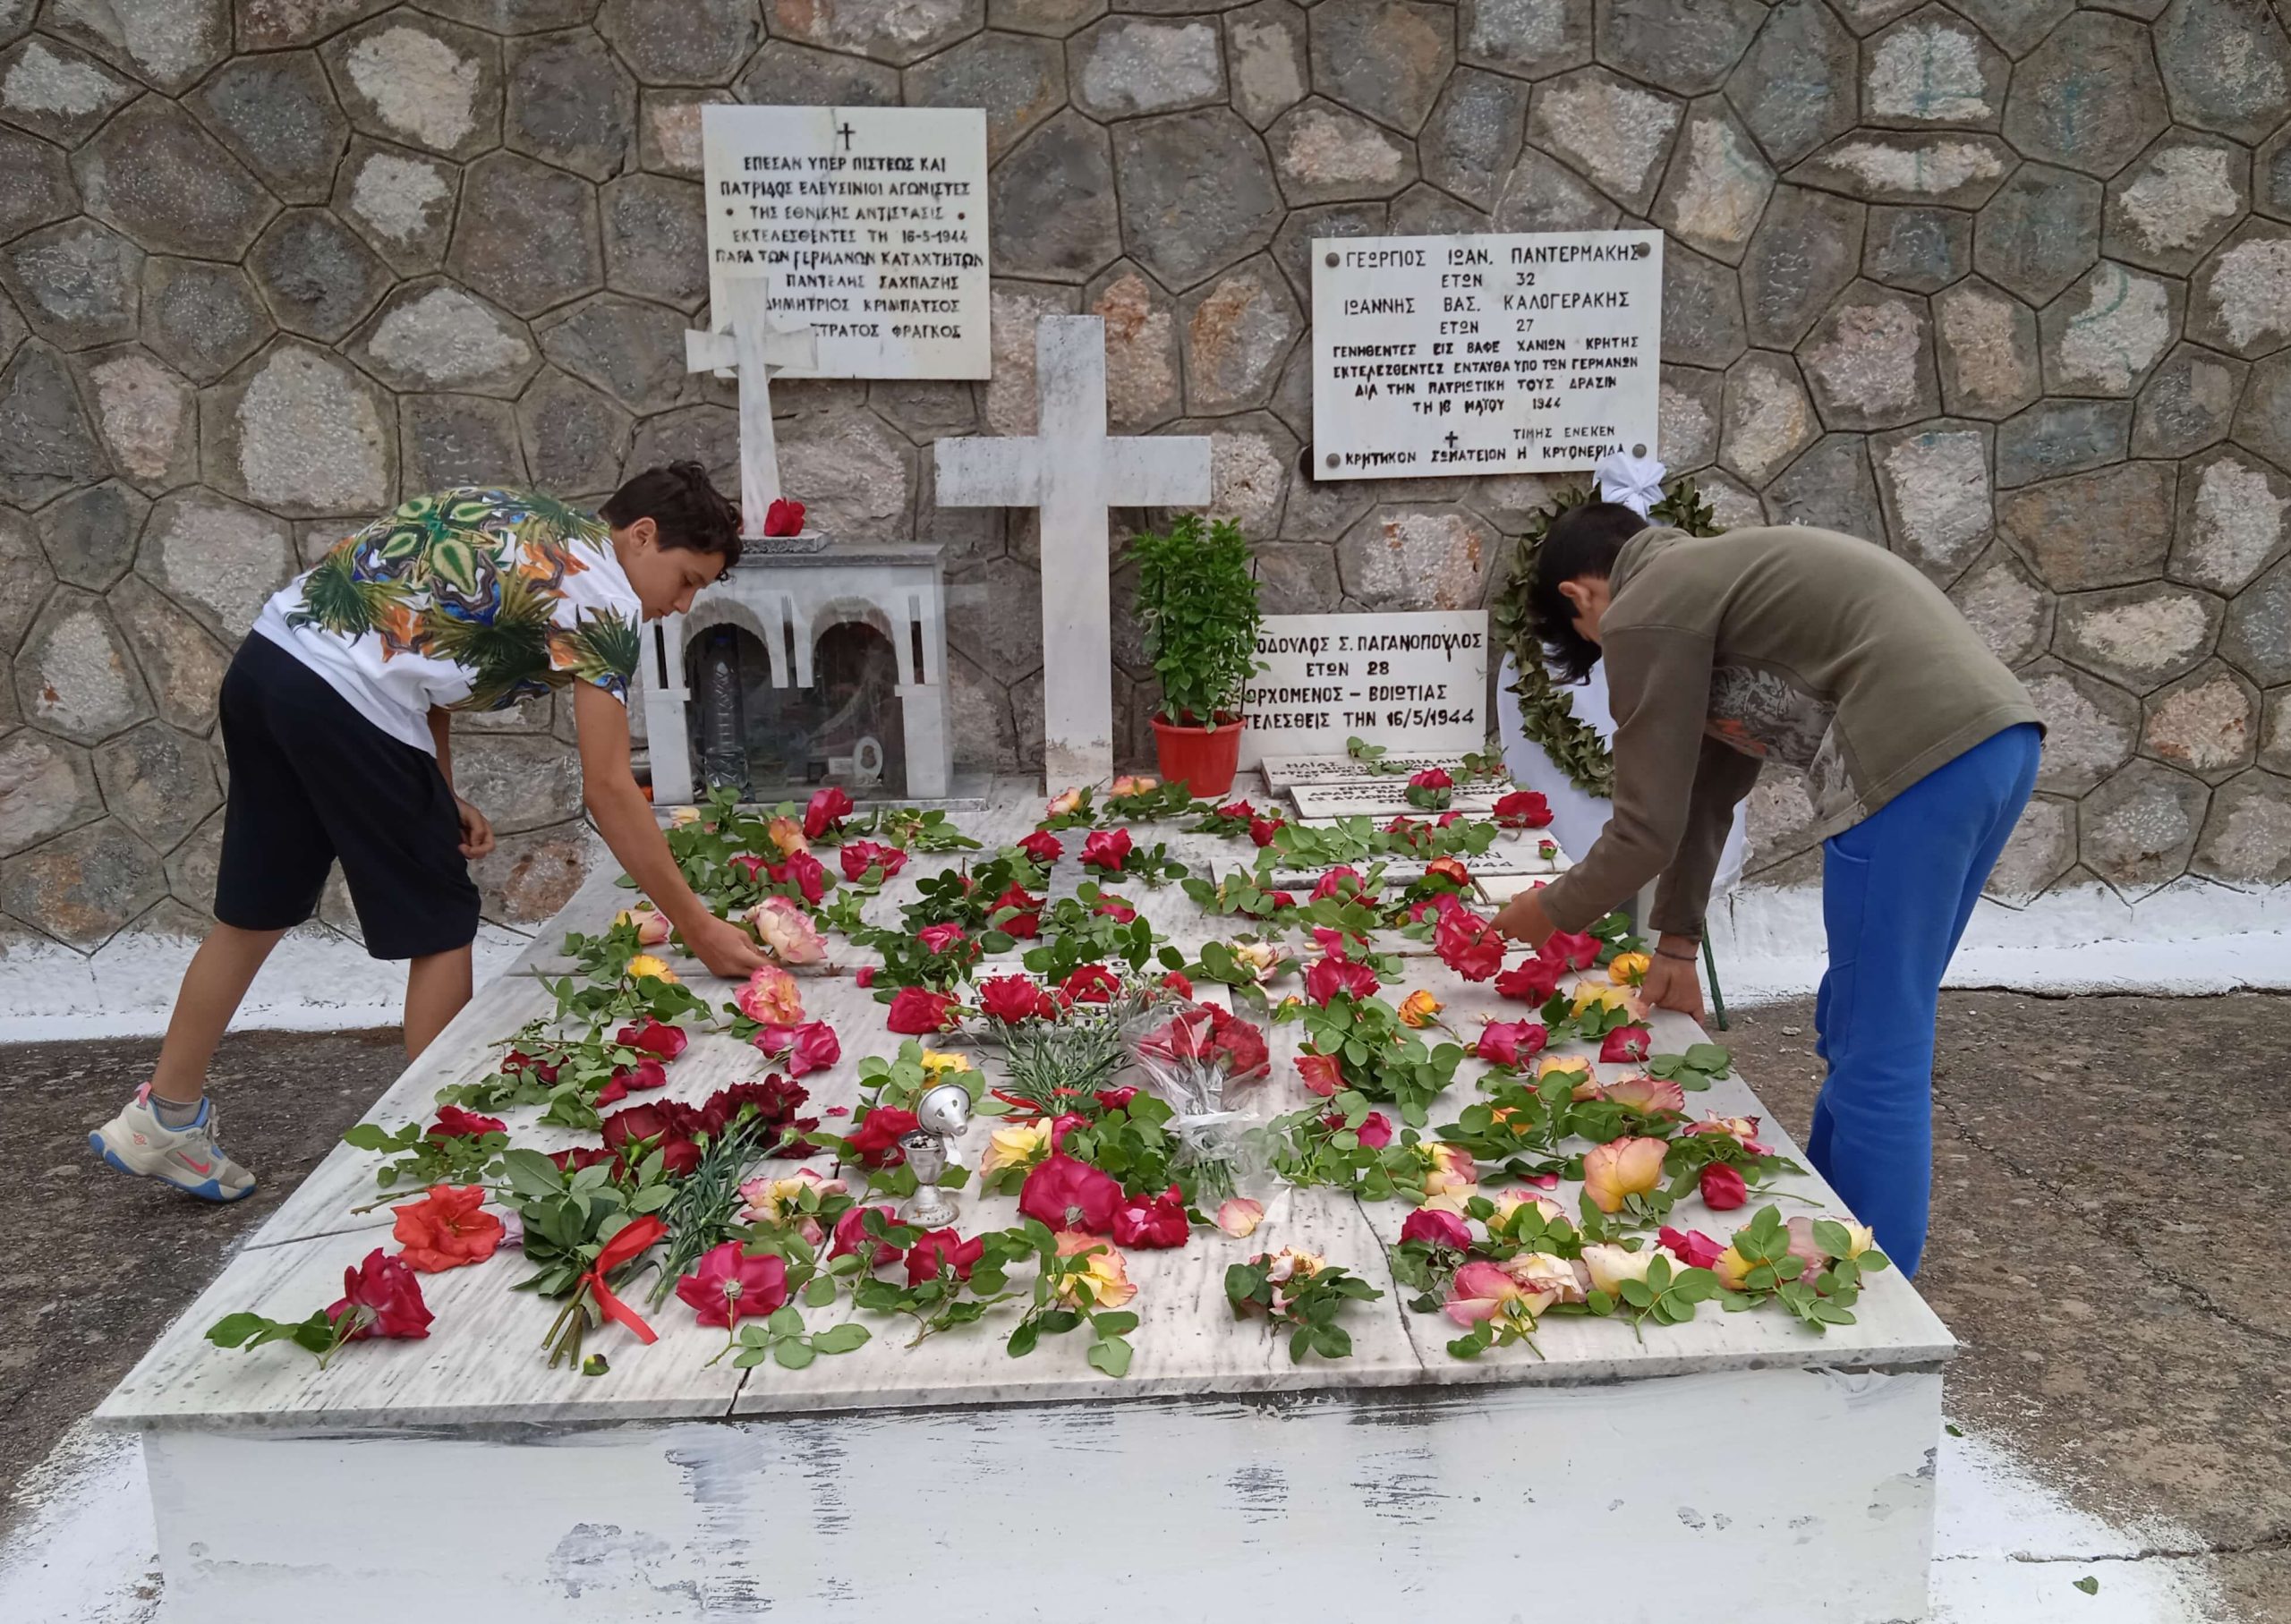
[685, 280, 817, 536]
[934, 317, 1212, 787]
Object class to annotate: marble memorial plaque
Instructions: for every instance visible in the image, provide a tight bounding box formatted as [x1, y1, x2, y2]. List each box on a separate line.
[703, 106, 988, 379]
[1258, 752, 1471, 790]
[1239, 611, 1486, 769]
[1312, 231, 1662, 480]
[1289, 782, 1506, 819]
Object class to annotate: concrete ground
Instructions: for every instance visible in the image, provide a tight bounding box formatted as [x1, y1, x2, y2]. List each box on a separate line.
[1724, 991, 2291, 1621]
[0, 993, 2285, 1619]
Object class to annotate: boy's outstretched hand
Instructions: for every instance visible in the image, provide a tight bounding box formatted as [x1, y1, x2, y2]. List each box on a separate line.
[686, 913, 769, 980]
[454, 795, 496, 860]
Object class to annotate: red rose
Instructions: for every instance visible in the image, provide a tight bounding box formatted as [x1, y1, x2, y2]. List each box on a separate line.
[803, 786, 854, 839]
[856, 965, 876, 988]
[1310, 865, 1364, 902]
[617, 1017, 688, 1060]
[1475, 1019, 1546, 1067]
[1492, 790, 1554, 829]
[831, 1204, 902, 1268]
[1601, 1025, 1653, 1063]
[839, 839, 907, 881]
[1094, 1085, 1138, 1112]
[1093, 896, 1137, 923]
[1017, 1153, 1121, 1234]
[1659, 1226, 1727, 1270]
[1542, 930, 1601, 971]
[917, 922, 970, 957]
[1111, 1184, 1190, 1248]
[1216, 800, 1253, 820]
[428, 1105, 505, 1140]
[767, 849, 829, 905]
[1049, 1111, 1089, 1148]
[762, 496, 805, 537]
[593, 1055, 668, 1106]
[1434, 907, 1505, 982]
[1401, 1208, 1472, 1250]
[548, 1145, 616, 1173]
[1297, 1050, 1344, 1097]
[1356, 1111, 1394, 1149]
[1304, 952, 1378, 1006]
[1409, 767, 1454, 790]
[844, 1106, 918, 1169]
[977, 974, 1051, 1025]
[728, 854, 768, 882]
[1409, 890, 1469, 924]
[885, 987, 958, 1034]
[1061, 963, 1120, 1004]
[1699, 1164, 1749, 1212]
[1017, 829, 1062, 865]
[1265, 889, 1298, 910]
[1248, 815, 1284, 847]
[989, 882, 1042, 937]
[754, 1019, 841, 1077]
[1495, 954, 1563, 1003]
[905, 1228, 984, 1284]
[675, 1241, 788, 1329]
[1080, 828, 1132, 872]
[502, 1050, 559, 1085]
[327, 1247, 433, 1341]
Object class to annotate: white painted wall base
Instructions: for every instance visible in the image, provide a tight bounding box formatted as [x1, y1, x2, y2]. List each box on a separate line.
[1710, 879, 2291, 1006]
[138, 1366, 1941, 1624]
[0, 922, 536, 1045]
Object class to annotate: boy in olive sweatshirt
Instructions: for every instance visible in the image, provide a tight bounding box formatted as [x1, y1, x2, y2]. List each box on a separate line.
[1493, 503, 2042, 1274]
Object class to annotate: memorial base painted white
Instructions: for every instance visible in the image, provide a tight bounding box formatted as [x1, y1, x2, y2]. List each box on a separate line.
[139, 1365, 1939, 1622]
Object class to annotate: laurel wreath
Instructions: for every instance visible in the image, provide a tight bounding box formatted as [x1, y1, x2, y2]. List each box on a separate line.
[1486, 480, 1725, 800]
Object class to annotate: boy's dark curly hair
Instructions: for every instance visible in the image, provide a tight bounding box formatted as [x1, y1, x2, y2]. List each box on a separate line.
[1529, 501, 1648, 683]
[600, 462, 742, 568]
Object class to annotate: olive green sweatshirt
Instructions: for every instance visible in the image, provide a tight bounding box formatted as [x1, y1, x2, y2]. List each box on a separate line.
[1534, 524, 2041, 940]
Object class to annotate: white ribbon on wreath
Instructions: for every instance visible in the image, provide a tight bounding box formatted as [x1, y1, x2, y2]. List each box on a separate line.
[1495, 449, 1749, 909]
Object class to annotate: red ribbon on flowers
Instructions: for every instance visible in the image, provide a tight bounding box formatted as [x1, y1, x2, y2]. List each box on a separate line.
[582, 1215, 667, 1346]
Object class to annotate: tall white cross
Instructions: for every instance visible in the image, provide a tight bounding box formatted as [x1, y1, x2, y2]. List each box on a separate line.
[934, 316, 1212, 787]
[685, 279, 817, 535]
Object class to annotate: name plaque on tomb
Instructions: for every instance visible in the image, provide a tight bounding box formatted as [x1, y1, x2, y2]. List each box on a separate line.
[1311, 230, 1663, 480]
[703, 105, 989, 379]
[1239, 611, 1486, 769]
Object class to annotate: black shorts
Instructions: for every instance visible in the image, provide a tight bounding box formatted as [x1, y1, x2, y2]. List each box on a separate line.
[215, 634, 481, 960]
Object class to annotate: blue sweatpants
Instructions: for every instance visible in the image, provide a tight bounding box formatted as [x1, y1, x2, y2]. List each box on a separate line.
[1806, 723, 2041, 1278]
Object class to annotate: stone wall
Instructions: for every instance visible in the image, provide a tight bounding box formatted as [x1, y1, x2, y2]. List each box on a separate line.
[1, 0, 2288, 965]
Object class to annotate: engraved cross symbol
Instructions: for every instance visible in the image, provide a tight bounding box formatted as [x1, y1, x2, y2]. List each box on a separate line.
[1444, 430, 1460, 449]
[835, 119, 856, 151]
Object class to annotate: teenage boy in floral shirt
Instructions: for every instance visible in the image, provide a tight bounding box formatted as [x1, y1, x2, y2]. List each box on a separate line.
[1492, 503, 2042, 1275]
[93, 463, 767, 1202]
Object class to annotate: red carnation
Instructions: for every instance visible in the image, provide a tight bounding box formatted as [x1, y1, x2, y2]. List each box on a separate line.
[1061, 963, 1120, 1004]
[977, 974, 1052, 1025]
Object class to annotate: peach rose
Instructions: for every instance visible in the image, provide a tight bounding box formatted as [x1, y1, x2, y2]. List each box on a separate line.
[734, 965, 805, 1025]
[1053, 1231, 1136, 1310]
[1216, 1198, 1265, 1237]
[1580, 1242, 1657, 1296]
[748, 895, 827, 965]
[616, 905, 671, 947]
[765, 815, 809, 856]
[1581, 1135, 1668, 1213]
[1398, 989, 1444, 1028]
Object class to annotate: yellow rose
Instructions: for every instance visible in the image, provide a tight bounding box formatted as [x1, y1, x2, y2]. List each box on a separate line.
[920, 1050, 975, 1079]
[981, 1119, 1052, 1176]
[1492, 1187, 1565, 1227]
[1712, 1245, 1754, 1292]
[1536, 1054, 1591, 1080]
[1398, 989, 1444, 1028]
[1502, 1250, 1586, 1306]
[1231, 940, 1281, 975]
[668, 806, 701, 827]
[766, 815, 809, 856]
[1606, 950, 1652, 987]
[1580, 1242, 1656, 1296]
[1046, 788, 1083, 817]
[626, 954, 677, 984]
[1571, 982, 1639, 1019]
[1053, 1231, 1137, 1310]
[1580, 1135, 1668, 1213]
[616, 905, 671, 947]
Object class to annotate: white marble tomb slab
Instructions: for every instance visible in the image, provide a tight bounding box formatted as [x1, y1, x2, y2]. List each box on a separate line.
[1259, 752, 1474, 790]
[1289, 782, 1508, 819]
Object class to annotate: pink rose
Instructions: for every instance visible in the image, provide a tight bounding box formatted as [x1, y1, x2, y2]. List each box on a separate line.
[1401, 1208, 1472, 1250]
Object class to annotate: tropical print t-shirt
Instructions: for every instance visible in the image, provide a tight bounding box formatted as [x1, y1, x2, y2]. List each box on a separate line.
[251, 488, 644, 755]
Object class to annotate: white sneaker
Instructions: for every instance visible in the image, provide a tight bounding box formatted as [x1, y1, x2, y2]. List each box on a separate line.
[91, 1086, 256, 1203]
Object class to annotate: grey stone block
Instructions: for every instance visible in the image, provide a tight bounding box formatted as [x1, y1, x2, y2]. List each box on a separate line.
[1801, 280, 1940, 431]
[320, 13, 502, 161]
[1763, 433, 1884, 539]
[1661, 238, 1748, 370]
[73, 97, 277, 261]
[993, 111, 1122, 283]
[2022, 657, 2139, 794]
[1419, 69, 1528, 214]
[1974, 164, 2103, 307]
[401, 393, 527, 492]
[516, 367, 632, 496]
[2057, 579, 2224, 692]
[2079, 757, 2210, 889]
[249, 209, 391, 343]
[203, 341, 396, 519]
[2037, 261, 2183, 399]
[2218, 554, 2291, 684]
[1113, 109, 1282, 291]
[536, 293, 688, 414]
[1871, 419, 1993, 582]
[188, 50, 350, 205]
[734, 39, 901, 106]
[1651, 98, 1775, 266]
[1598, 0, 1765, 97]
[37, 480, 145, 593]
[1789, 131, 2016, 208]
[2104, 131, 2250, 277]
[2193, 767, 2291, 883]
[1998, 458, 2175, 590]
[0, 37, 137, 146]
[1861, 6, 2008, 130]
[1268, 101, 1416, 207]
[1725, 0, 1858, 170]
[2185, 220, 2291, 361]
[1179, 257, 1299, 414]
[1950, 543, 2054, 666]
[1934, 276, 2040, 419]
[2001, 13, 2168, 178]
[1528, 66, 1682, 212]
[334, 138, 460, 276]
[1227, 0, 1309, 130]
[448, 152, 603, 319]
[93, 721, 221, 854]
[1862, 206, 1973, 292]
[765, 0, 979, 69]
[506, 29, 634, 182]
[1310, 0, 1454, 136]
[907, 30, 1064, 161]
[602, 174, 706, 311]
[2132, 344, 2246, 458]
[2152, 0, 2291, 145]
[0, 219, 141, 351]
[1742, 184, 1866, 348]
[0, 820, 166, 949]
[0, 342, 105, 506]
[1995, 397, 2133, 487]
[72, 346, 198, 493]
[597, 0, 761, 81]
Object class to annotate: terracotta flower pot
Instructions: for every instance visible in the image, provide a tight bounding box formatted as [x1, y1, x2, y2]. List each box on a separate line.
[1151, 712, 1244, 796]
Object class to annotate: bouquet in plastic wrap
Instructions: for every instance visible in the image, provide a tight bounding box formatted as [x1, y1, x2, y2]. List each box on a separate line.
[1132, 999, 1274, 1209]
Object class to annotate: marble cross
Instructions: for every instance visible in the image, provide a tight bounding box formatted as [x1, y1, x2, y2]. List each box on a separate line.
[934, 316, 1212, 787]
[685, 279, 817, 536]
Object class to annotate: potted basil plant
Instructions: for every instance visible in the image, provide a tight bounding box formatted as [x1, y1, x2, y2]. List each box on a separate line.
[1128, 514, 1264, 796]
